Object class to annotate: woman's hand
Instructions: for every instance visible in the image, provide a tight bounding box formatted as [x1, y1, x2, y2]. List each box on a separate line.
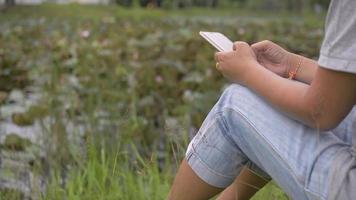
[215, 42, 260, 85]
[251, 40, 294, 78]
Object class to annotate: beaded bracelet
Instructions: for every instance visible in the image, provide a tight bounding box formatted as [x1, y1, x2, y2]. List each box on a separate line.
[288, 58, 303, 80]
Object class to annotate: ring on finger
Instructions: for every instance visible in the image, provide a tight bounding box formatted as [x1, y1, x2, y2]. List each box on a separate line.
[216, 62, 220, 69]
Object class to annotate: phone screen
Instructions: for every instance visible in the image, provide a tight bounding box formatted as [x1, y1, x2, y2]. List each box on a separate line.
[199, 31, 234, 52]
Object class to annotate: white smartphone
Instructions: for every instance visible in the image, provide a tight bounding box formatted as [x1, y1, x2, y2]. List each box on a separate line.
[199, 31, 234, 52]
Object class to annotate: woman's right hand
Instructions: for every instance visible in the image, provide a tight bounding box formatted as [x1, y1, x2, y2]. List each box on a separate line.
[251, 40, 294, 78]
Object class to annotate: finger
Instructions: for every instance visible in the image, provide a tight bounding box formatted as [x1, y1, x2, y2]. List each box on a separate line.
[233, 41, 249, 50]
[251, 40, 272, 52]
[214, 52, 225, 62]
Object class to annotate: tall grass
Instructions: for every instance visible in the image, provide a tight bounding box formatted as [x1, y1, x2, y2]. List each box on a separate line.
[43, 142, 173, 200]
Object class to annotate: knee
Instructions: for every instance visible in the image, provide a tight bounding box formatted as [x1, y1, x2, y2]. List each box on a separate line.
[222, 84, 252, 96]
[216, 84, 259, 112]
[214, 84, 270, 135]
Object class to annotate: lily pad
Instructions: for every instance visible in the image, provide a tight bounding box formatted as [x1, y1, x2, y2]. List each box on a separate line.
[11, 113, 35, 126]
[1, 133, 32, 151]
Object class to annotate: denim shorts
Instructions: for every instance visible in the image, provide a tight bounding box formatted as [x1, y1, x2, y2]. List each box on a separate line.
[186, 84, 356, 200]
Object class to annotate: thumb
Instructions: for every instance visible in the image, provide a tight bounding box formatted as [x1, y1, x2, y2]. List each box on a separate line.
[251, 40, 273, 53]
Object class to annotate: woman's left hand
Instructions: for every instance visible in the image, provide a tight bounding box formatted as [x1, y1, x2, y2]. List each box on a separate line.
[215, 41, 260, 85]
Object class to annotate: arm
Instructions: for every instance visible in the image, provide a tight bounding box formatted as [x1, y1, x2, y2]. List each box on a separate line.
[251, 40, 318, 84]
[216, 42, 356, 131]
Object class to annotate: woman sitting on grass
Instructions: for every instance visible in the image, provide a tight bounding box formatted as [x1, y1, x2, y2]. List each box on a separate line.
[168, 0, 356, 199]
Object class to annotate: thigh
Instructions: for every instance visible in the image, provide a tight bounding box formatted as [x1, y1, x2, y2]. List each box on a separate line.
[214, 84, 355, 200]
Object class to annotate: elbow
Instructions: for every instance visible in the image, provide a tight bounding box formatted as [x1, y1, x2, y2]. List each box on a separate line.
[304, 105, 341, 132]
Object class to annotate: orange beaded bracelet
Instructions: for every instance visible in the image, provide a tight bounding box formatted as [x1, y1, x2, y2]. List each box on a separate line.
[288, 58, 303, 80]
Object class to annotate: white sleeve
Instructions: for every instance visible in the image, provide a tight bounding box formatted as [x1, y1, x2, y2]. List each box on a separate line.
[318, 0, 356, 74]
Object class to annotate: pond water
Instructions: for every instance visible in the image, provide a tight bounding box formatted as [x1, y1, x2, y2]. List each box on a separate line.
[0, 89, 44, 198]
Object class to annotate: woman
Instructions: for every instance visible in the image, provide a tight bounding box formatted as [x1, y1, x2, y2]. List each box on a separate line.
[168, 0, 356, 199]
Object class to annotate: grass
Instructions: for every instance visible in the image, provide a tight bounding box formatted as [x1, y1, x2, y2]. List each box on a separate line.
[44, 143, 173, 200]
[0, 4, 324, 199]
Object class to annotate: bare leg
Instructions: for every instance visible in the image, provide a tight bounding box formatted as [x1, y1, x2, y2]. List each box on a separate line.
[217, 166, 269, 200]
[167, 159, 224, 200]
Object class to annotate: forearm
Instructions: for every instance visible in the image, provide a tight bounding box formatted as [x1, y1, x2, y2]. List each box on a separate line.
[245, 64, 315, 128]
[287, 53, 318, 84]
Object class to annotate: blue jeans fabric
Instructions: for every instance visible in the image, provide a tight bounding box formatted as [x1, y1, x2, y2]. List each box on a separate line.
[186, 84, 356, 200]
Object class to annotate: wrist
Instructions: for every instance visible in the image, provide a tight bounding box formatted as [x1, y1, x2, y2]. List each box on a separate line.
[285, 53, 302, 79]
